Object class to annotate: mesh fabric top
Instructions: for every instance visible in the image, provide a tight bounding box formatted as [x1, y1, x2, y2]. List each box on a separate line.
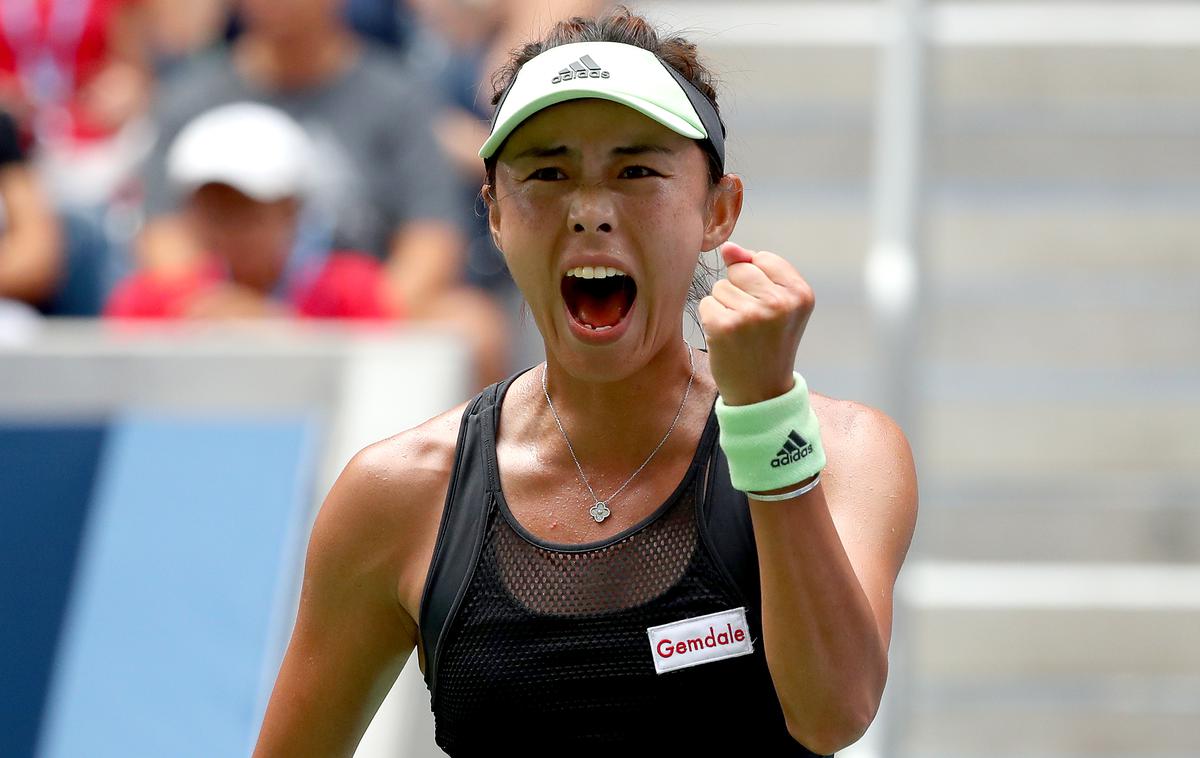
[421, 368, 830, 756]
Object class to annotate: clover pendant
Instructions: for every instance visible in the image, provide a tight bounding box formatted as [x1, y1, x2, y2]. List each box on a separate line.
[589, 501, 611, 523]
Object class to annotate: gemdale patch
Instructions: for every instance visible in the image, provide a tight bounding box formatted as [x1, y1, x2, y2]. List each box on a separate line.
[646, 607, 754, 674]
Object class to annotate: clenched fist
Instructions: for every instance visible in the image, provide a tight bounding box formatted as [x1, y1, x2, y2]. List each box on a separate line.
[698, 242, 815, 406]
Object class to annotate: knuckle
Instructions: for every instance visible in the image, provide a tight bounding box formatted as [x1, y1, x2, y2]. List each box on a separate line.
[783, 283, 812, 310]
[760, 288, 787, 311]
[795, 282, 816, 309]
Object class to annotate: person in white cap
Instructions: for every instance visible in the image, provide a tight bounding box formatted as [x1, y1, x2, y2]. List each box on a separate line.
[106, 100, 510, 390]
[253, 7, 918, 756]
[104, 101, 398, 320]
[129, 0, 512, 388]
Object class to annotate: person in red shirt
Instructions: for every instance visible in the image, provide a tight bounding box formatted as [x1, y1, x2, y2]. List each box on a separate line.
[0, 0, 150, 147]
[104, 101, 398, 321]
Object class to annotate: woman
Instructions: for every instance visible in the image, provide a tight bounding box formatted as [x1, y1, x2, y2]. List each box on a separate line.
[252, 8, 918, 757]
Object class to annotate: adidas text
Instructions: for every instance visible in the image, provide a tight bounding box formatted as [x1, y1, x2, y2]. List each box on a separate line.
[551, 54, 610, 84]
[771, 446, 814, 468]
[771, 430, 814, 468]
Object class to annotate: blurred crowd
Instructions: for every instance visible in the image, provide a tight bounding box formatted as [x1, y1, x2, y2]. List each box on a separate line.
[0, 0, 606, 389]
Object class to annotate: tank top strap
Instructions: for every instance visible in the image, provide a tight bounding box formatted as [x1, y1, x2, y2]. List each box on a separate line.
[697, 436, 764, 612]
[417, 365, 534, 690]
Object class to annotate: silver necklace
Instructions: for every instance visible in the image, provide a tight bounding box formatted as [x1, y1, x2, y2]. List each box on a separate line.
[542, 344, 695, 524]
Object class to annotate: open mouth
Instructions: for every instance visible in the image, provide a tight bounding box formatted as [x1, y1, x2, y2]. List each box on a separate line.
[561, 267, 637, 331]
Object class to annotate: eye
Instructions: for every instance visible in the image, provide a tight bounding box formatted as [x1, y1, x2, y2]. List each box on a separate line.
[525, 167, 566, 181]
[620, 165, 662, 179]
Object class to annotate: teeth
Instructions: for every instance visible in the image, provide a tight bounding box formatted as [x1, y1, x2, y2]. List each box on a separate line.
[565, 266, 628, 279]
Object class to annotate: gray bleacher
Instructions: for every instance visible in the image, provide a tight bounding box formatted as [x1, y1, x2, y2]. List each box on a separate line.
[639, 1, 1200, 756]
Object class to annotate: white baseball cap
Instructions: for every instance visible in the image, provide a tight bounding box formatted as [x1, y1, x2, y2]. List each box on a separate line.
[167, 101, 314, 203]
[479, 41, 726, 173]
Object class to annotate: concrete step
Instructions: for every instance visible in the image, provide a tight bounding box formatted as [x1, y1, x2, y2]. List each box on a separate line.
[914, 475, 1200, 562]
[724, 120, 1200, 186]
[730, 203, 1200, 279]
[922, 398, 1200, 474]
[896, 564, 1200, 755]
[904, 564, 1200, 676]
[927, 300, 1200, 370]
[795, 277, 1200, 369]
[934, 47, 1200, 108]
[905, 697, 1200, 758]
[701, 44, 1200, 111]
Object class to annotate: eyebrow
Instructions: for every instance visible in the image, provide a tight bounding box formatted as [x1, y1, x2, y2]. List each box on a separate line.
[511, 145, 570, 160]
[612, 144, 675, 156]
[509, 143, 676, 160]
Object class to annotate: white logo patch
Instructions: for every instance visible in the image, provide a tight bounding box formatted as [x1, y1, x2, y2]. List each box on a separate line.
[646, 607, 754, 674]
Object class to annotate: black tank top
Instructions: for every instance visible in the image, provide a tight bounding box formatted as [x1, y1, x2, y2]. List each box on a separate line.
[418, 364, 830, 756]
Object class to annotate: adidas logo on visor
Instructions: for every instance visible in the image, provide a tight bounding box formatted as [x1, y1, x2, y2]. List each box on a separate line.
[771, 430, 815, 468]
[551, 54, 610, 84]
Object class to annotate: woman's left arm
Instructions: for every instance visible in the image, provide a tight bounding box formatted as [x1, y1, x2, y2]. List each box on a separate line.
[699, 241, 918, 754]
[747, 407, 918, 754]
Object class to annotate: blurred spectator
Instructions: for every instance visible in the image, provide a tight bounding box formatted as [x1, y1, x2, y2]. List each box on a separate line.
[0, 108, 62, 310]
[0, 0, 151, 146]
[343, 0, 410, 50]
[0, 0, 153, 210]
[144, 0, 232, 72]
[106, 102, 396, 320]
[140, 0, 477, 316]
[112, 100, 507, 391]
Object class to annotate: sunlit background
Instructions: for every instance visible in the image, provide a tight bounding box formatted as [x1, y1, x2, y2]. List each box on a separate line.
[2, 1, 1197, 757]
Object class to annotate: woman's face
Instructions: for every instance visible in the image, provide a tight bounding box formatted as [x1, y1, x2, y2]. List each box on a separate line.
[488, 98, 741, 378]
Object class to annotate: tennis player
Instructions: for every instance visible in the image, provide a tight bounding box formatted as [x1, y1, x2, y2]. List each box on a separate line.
[253, 7, 918, 756]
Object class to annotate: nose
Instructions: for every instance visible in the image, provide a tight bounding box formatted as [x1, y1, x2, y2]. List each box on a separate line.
[567, 185, 614, 234]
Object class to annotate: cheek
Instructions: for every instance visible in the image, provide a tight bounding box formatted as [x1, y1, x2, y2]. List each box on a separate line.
[632, 191, 709, 306]
[505, 183, 563, 223]
[492, 191, 557, 293]
[494, 185, 559, 254]
[623, 188, 707, 254]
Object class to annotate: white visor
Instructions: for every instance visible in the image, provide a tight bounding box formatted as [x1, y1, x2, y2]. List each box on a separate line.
[478, 41, 724, 170]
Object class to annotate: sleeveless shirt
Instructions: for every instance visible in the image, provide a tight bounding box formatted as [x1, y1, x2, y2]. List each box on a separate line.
[418, 363, 831, 757]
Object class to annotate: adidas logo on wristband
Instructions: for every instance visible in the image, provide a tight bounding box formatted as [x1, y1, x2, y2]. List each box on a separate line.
[771, 429, 814, 468]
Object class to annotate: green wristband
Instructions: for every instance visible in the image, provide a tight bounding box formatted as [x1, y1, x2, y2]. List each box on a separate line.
[714, 371, 826, 493]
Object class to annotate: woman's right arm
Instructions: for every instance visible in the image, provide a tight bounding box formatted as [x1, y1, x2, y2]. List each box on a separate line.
[251, 442, 424, 757]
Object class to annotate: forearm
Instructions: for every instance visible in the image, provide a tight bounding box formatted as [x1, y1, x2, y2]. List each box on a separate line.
[0, 168, 63, 303]
[0, 236, 61, 302]
[747, 480, 887, 753]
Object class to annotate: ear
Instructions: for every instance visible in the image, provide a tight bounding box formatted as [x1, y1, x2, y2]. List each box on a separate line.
[482, 182, 503, 252]
[701, 173, 744, 251]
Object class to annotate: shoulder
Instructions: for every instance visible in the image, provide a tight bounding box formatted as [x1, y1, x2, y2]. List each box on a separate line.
[351, 44, 444, 114]
[351, 44, 419, 92]
[811, 391, 916, 488]
[310, 397, 477, 619]
[155, 50, 238, 114]
[328, 398, 473, 535]
[810, 391, 919, 543]
[355, 399, 470, 493]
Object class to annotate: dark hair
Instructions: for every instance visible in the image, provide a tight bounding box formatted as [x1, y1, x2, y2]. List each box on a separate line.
[483, 6, 726, 335]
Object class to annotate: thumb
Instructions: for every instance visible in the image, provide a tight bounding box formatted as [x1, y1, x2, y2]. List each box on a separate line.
[719, 241, 755, 268]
